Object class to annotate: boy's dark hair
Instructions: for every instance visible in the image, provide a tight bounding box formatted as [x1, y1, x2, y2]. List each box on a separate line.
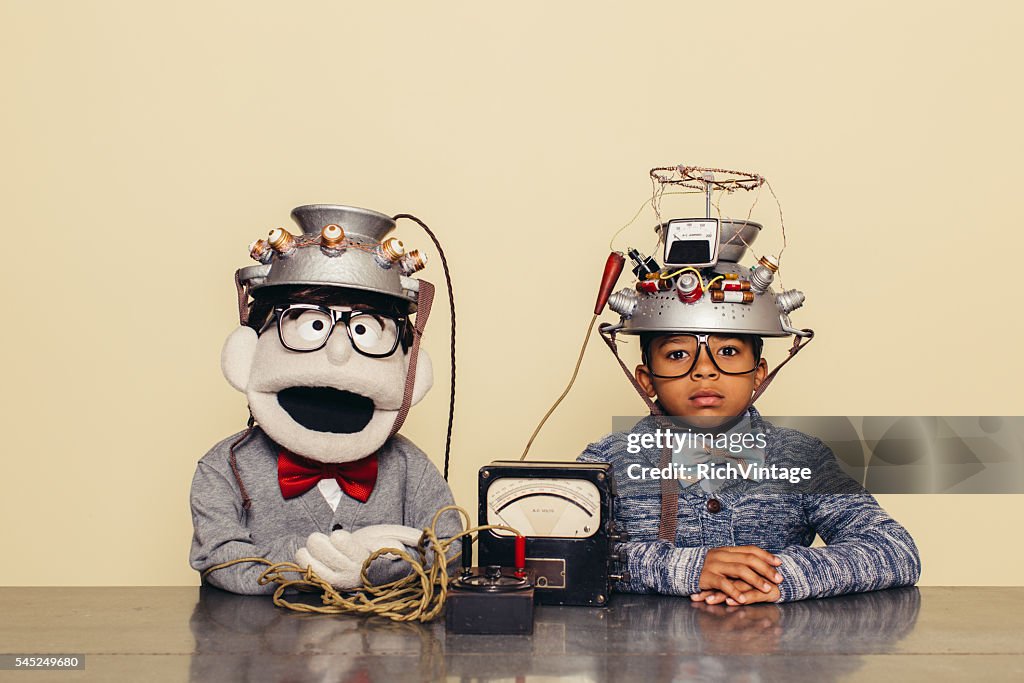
[639, 332, 763, 366]
[247, 285, 414, 350]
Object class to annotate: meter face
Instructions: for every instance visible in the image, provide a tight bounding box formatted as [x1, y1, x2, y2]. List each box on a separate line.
[663, 218, 719, 267]
[485, 477, 601, 538]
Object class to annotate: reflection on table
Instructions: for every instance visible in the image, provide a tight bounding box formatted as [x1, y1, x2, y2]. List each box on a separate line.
[189, 585, 921, 682]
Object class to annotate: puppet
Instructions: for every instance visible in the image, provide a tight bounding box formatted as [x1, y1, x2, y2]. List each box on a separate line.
[190, 204, 459, 595]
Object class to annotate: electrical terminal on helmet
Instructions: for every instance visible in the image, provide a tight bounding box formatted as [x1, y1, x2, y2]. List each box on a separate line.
[374, 237, 406, 269]
[398, 249, 428, 276]
[267, 227, 297, 257]
[249, 238, 273, 264]
[319, 223, 346, 256]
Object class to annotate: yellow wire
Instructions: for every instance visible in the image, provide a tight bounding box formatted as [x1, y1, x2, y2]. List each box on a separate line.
[659, 266, 704, 281]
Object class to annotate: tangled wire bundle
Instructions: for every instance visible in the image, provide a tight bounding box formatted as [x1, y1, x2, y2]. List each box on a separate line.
[202, 505, 518, 623]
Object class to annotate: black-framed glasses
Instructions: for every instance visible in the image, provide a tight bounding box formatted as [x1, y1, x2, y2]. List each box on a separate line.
[647, 333, 760, 379]
[272, 304, 407, 358]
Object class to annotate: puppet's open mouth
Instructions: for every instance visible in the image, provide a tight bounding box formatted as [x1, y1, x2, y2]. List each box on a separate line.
[276, 387, 376, 434]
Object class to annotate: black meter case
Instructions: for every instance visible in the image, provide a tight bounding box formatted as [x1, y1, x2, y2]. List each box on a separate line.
[477, 461, 621, 606]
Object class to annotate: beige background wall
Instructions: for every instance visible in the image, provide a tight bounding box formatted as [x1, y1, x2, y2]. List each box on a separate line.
[2, 1, 1021, 586]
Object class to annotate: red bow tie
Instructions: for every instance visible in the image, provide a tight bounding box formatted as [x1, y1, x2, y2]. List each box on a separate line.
[277, 450, 379, 503]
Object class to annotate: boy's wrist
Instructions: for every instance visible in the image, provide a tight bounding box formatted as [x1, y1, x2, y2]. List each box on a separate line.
[686, 545, 711, 596]
[774, 551, 808, 602]
[624, 541, 709, 596]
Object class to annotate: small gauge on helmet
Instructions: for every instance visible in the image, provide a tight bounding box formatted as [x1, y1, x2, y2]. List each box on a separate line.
[661, 218, 721, 269]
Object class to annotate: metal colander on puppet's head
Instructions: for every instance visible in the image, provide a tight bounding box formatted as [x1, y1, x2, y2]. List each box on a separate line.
[234, 205, 429, 324]
[230, 203, 458, 479]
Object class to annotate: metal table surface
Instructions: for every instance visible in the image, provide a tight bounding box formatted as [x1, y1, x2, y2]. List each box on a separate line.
[1, 586, 1022, 681]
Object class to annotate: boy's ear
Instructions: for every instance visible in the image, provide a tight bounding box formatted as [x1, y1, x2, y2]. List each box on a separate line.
[635, 364, 657, 398]
[753, 358, 769, 391]
[221, 326, 258, 393]
[410, 347, 433, 405]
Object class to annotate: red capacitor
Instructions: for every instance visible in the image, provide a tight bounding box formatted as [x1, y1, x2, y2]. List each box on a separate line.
[514, 535, 527, 578]
[676, 273, 704, 303]
[594, 252, 626, 314]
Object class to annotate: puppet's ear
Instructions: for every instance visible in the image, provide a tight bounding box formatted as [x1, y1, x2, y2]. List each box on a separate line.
[410, 347, 434, 406]
[221, 326, 258, 393]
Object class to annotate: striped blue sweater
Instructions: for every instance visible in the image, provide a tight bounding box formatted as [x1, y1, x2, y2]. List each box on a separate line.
[577, 408, 922, 602]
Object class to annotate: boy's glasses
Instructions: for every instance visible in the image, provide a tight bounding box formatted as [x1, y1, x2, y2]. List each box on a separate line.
[647, 333, 759, 379]
[272, 304, 406, 358]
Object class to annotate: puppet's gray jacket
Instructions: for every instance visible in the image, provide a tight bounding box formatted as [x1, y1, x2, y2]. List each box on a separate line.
[189, 428, 460, 594]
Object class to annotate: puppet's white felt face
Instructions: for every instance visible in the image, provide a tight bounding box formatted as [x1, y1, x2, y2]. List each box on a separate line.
[220, 307, 432, 463]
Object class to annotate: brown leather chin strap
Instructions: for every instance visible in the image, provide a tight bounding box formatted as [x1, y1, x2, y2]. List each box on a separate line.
[389, 280, 435, 439]
[599, 323, 815, 543]
[234, 270, 251, 327]
[597, 323, 678, 542]
[747, 329, 814, 407]
[598, 323, 663, 416]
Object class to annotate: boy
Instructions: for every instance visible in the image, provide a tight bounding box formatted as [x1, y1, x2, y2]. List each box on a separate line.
[581, 233, 921, 604]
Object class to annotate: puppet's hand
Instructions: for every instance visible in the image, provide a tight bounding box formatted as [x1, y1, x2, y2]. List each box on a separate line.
[349, 524, 424, 560]
[294, 531, 369, 590]
[294, 526, 423, 590]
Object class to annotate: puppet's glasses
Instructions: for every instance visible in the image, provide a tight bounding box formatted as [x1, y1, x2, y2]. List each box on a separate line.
[273, 304, 406, 358]
[646, 333, 760, 379]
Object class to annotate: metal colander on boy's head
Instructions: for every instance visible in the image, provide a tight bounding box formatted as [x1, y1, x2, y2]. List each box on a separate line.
[606, 217, 809, 338]
[600, 165, 811, 339]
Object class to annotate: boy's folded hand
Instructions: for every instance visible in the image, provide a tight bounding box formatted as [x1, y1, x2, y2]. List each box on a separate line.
[692, 579, 782, 605]
[695, 545, 783, 604]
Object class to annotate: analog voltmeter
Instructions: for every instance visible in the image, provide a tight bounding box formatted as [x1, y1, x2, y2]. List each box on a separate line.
[477, 461, 623, 606]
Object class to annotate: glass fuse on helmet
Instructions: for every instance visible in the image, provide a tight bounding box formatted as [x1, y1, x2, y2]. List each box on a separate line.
[711, 290, 754, 304]
[637, 278, 673, 293]
[710, 280, 752, 291]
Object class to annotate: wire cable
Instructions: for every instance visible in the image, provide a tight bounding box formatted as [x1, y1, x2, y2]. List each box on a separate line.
[520, 314, 598, 460]
[393, 214, 456, 481]
[202, 506, 518, 623]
